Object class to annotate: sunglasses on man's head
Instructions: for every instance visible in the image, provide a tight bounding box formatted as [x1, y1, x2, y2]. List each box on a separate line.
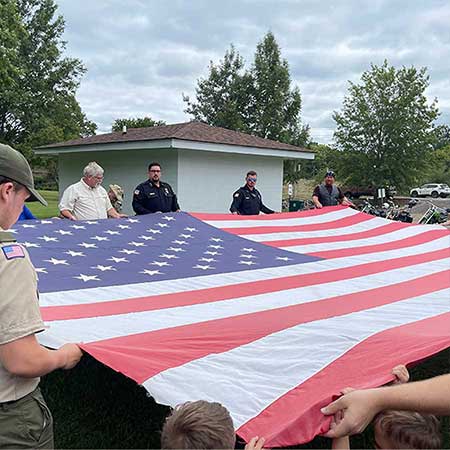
[247, 178, 257, 182]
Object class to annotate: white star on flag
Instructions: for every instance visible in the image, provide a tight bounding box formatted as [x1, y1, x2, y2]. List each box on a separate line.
[210, 237, 223, 242]
[54, 230, 73, 235]
[38, 236, 59, 242]
[21, 224, 36, 228]
[204, 251, 221, 256]
[117, 224, 131, 229]
[167, 247, 185, 252]
[276, 256, 292, 261]
[44, 258, 69, 265]
[22, 242, 40, 248]
[40, 220, 53, 224]
[70, 225, 86, 229]
[105, 230, 121, 235]
[179, 234, 193, 239]
[208, 244, 224, 249]
[162, 216, 175, 221]
[147, 229, 162, 234]
[139, 235, 154, 241]
[119, 249, 139, 255]
[198, 257, 216, 263]
[108, 257, 129, 263]
[74, 274, 100, 282]
[128, 241, 146, 247]
[91, 265, 116, 272]
[91, 236, 109, 241]
[157, 223, 169, 228]
[140, 269, 162, 276]
[240, 254, 257, 259]
[239, 260, 257, 265]
[35, 268, 48, 273]
[193, 264, 214, 270]
[242, 248, 257, 252]
[85, 221, 99, 225]
[126, 218, 140, 223]
[172, 240, 187, 245]
[159, 254, 178, 259]
[149, 261, 171, 267]
[184, 227, 198, 232]
[78, 242, 97, 249]
[65, 250, 86, 257]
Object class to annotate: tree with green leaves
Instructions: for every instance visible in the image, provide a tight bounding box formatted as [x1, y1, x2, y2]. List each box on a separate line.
[248, 32, 309, 146]
[183, 45, 252, 132]
[432, 124, 450, 150]
[0, 0, 95, 179]
[184, 33, 309, 146]
[333, 61, 439, 190]
[112, 116, 166, 132]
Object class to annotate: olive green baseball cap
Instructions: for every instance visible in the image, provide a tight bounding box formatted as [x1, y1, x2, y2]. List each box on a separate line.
[0, 143, 47, 206]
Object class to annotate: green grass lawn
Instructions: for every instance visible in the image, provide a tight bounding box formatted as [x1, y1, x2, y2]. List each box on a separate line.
[27, 189, 59, 218]
[41, 349, 450, 449]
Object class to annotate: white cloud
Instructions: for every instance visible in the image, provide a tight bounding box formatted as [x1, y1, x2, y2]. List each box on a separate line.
[55, 0, 450, 143]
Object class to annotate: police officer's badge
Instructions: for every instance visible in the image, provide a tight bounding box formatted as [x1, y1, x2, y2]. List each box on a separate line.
[164, 188, 169, 194]
[134, 190, 140, 195]
[234, 193, 240, 197]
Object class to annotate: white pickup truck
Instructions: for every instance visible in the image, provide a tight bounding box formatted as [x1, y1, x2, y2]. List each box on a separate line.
[410, 183, 450, 198]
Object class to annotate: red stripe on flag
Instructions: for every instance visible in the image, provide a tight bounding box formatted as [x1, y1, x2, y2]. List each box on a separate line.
[41, 248, 450, 322]
[308, 229, 450, 259]
[223, 213, 373, 235]
[263, 221, 408, 247]
[190, 205, 348, 221]
[237, 312, 450, 447]
[79, 269, 449, 384]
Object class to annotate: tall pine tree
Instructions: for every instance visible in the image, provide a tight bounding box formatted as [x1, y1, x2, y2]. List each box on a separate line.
[184, 33, 309, 146]
[248, 31, 309, 146]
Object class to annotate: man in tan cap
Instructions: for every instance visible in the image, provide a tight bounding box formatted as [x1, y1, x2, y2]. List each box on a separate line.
[108, 183, 124, 213]
[0, 143, 83, 449]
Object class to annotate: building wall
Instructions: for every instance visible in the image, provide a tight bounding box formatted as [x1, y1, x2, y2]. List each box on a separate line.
[58, 149, 178, 215]
[177, 150, 283, 213]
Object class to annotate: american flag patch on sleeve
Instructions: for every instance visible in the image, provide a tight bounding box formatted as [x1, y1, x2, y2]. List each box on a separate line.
[2, 244, 25, 260]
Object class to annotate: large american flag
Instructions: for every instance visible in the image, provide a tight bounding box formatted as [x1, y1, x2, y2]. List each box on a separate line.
[12, 206, 450, 446]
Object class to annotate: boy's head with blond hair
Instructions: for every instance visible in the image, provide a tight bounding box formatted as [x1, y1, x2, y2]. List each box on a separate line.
[373, 410, 442, 449]
[161, 400, 235, 449]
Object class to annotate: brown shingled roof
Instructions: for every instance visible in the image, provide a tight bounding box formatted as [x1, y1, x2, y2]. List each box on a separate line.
[37, 121, 313, 153]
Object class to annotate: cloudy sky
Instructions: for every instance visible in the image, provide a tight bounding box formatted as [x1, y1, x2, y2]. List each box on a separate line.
[56, 0, 450, 143]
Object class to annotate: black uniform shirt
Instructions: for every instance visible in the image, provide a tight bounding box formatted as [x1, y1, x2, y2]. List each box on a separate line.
[132, 180, 180, 215]
[229, 185, 274, 215]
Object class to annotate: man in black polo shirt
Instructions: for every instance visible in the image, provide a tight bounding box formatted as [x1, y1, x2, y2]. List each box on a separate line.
[312, 171, 354, 208]
[132, 162, 180, 215]
[230, 170, 275, 215]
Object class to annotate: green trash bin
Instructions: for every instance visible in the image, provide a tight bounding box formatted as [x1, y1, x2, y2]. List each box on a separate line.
[289, 200, 304, 212]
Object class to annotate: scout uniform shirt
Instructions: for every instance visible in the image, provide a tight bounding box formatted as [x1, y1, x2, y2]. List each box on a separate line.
[0, 228, 45, 402]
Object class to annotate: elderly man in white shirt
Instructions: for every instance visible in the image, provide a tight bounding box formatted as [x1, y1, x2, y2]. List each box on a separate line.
[59, 162, 126, 220]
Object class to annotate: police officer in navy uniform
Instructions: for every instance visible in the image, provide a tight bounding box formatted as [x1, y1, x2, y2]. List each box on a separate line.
[312, 170, 354, 208]
[230, 170, 275, 215]
[132, 162, 180, 215]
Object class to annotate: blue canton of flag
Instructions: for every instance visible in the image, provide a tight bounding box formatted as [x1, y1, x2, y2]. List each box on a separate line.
[12, 212, 320, 294]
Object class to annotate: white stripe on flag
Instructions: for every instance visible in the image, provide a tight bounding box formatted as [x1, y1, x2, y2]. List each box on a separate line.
[205, 207, 359, 229]
[142, 288, 450, 428]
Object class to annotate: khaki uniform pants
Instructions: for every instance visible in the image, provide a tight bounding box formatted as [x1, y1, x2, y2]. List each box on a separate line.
[0, 387, 54, 449]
